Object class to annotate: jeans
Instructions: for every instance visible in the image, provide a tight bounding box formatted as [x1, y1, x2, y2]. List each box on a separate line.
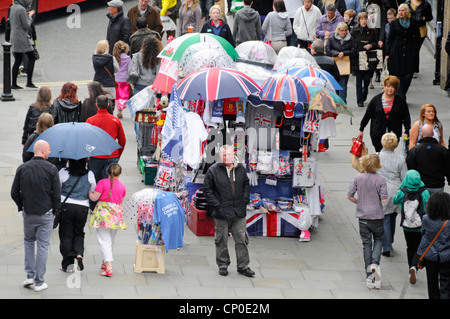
[359, 218, 384, 276]
[23, 211, 54, 286]
[427, 187, 444, 196]
[355, 70, 371, 105]
[382, 212, 397, 253]
[424, 259, 450, 299]
[338, 75, 349, 103]
[58, 203, 89, 269]
[214, 216, 250, 271]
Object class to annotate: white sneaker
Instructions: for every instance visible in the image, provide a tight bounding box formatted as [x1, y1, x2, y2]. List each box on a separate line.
[23, 278, 34, 288]
[369, 264, 381, 288]
[34, 283, 48, 292]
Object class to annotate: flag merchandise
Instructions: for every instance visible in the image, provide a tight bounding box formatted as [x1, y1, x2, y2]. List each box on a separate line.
[303, 109, 321, 133]
[161, 84, 187, 163]
[293, 157, 317, 188]
[246, 210, 301, 237]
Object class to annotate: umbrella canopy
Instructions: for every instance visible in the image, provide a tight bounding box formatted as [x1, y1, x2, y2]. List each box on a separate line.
[258, 72, 309, 103]
[158, 33, 239, 61]
[177, 67, 261, 101]
[28, 122, 122, 160]
[179, 49, 236, 78]
[276, 65, 342, 90]
[123, 188, 161, 222]
[126, 86, 157, 119]
[235, 62, 275, 86]
[235, 41, 278, 65]
[273, 46, 318, 70]
[178, 42, 224, 75]
[152, 58, 179, 94]
[308, 87, 353, 116]
[301, 76, 336, 92]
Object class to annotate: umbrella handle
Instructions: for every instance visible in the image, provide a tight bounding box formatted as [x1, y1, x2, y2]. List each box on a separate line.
[274, 117, 283, 127]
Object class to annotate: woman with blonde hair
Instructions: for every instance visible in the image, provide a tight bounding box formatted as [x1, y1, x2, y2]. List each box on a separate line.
[93, 40, 119, 102]
[378, 132, 407, 257]
[22, 86, 53, 145]
[89, 163, 126, 277]
[112, 40, 131, 119]
[22, 112, 54, 163]
[347, 153, 388, 288]
[178, 0, 202, 35]
[409, 104, 444, 150]
[200, 5, 235, 46]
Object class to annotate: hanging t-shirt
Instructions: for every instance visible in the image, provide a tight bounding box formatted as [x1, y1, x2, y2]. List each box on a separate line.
[278, 116, 303, 151]
[246, 102, 277, 151]
[153, 191, 185, 253]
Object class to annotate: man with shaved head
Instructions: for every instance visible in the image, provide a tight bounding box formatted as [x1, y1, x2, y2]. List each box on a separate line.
[11, 140, 61, 292]
[406, 124, 450, 195]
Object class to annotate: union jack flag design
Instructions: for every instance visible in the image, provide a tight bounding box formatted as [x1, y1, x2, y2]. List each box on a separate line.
[246, 210, 301, 237]
[303, 110, 321, 133]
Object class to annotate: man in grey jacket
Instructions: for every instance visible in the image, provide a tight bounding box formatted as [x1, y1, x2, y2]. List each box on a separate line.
[232, 0, 262, 46]
[9, 0, 37, 89]
[203, 145, 254, 277]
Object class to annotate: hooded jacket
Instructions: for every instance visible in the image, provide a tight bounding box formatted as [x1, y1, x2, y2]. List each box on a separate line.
[315, 11, 344, 41]
[93, 53, 116, 88]
[51, 99, 82, 124]
[203, 162, 250, 220]
[233, 7, 262, 46]
[393, 169, 430, 231]
[417, 215, 450, 263]
[261, 11, 292, 41]
[9, 0, 33, 53]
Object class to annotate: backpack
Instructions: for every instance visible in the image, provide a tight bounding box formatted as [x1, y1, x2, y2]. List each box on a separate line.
[400, 186, 425, 229]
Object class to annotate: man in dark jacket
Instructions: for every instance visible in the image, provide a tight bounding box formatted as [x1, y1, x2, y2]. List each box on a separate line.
[406, 124, 450, 195]
[129, 17, 161, 55]
[106, 0, 131, 54]
[11, 140, 61, 292]
[203, 145, 254, 277]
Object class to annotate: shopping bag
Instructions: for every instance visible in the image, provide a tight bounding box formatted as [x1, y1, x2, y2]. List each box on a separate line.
[358, 50, 383, 71]
[332, 55, 351, 75]
[350, 136, 365, 157]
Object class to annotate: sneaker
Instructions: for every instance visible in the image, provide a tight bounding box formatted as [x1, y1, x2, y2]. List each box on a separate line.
[369, 83, 374, 89]
[26, 83, 38, 89]
[34, 282, 48, 292]
[409, 266, 417, 284]
[366, 275, 375, 288]
[370, 264, 381, 288]
[18, 65, 24, 75]
[238, 267, 255, 277]
[219, 268, 228, 276]
[23, 278, 34, 288]
[299, 230, 311, 242]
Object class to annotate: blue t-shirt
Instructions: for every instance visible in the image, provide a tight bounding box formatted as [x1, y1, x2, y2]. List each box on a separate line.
[153, 192, 185, 252]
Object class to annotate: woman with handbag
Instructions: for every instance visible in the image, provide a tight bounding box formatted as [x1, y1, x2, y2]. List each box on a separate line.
[93, 40, 119, 103]
[58, 159, 97, 272]
[350, 11, 378, 107]
[417, 192, 450, 299]
[357, 75, 411, 152]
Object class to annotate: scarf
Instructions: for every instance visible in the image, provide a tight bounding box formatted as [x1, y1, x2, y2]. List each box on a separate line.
[335, 32, 351, 45]
[399, 18, 410, 29]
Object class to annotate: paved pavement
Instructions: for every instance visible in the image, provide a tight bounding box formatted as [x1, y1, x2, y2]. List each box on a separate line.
[0, 44, 448, 301]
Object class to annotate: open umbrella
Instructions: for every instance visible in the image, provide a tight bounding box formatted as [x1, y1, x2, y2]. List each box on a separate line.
[178, 42, 225, 75]
[276, 65, 342, 90]
[123, 188, 161, 222]
[258, 72, 309, 103]
[301, 76, 336, 92]
[152, 58, 179, 94]
[158, 33, 239, 61]
[235, 41, 278, 66]
[179, 49, 236, 78]
[308, 87, 353, 116]
[28, 122, 122, 160]
[177, 67, 261, 101]
[273, 46, 318, 70]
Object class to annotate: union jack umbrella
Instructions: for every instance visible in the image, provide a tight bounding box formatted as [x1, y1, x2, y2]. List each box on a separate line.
[257, 72, 309, 103]
[177, 67, 261, 101]
[275, 66, 343, 91]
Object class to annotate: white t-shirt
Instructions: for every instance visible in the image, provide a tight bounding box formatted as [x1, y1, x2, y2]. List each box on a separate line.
[59, 169, 96, 207]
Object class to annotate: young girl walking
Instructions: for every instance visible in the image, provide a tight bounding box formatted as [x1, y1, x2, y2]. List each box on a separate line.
[89, 163, 126, 276]
[347, 154, 388, 288]
[113, 41, 131, 119]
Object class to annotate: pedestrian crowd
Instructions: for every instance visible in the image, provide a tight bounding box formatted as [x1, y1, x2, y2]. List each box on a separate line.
[7, 0, 450, 299]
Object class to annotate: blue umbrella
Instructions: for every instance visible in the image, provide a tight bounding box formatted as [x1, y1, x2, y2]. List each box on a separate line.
[28, 122, 122, 160]
[275, 66, 343, 90]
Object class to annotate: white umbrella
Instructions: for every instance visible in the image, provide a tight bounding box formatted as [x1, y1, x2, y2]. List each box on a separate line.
[273, 47, 318, 70]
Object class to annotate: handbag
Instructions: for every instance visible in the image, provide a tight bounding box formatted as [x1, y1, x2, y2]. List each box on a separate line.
[34, 47, 40, 61]
[350, 136, 365, 157]
[54, 175, 82, 229]
[417, 220, 448, 269]
[127, 55, 140, 84]
[104, 66, 118, 89]
[358, 49, 383, 71]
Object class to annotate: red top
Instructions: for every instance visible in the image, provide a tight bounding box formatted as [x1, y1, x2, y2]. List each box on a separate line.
[86, 108, 126, 159]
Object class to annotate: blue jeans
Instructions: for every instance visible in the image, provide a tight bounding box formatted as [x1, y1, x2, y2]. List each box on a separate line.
[382, 212, 397, 253]
[427, 187, 444, 196]
[89, 157, 119, 183]
[359, 218, 384, 276]
[355, 70, 371, 105]
[338, 75, 349, 103]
